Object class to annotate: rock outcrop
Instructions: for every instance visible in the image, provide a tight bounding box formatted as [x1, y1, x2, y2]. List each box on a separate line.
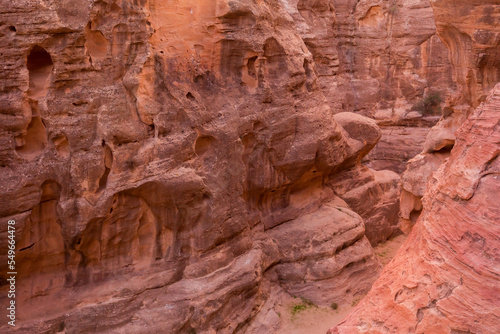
[329, 0, 500, 330]
[285, 0, 455, 115]
[328, 112, 401, 245]
[0, 0, 393, 332]
[329, 82, 500, 334]
[1, 0, 494, 333]
[399, 0, 500, 230]
[283, 0, 456, 174]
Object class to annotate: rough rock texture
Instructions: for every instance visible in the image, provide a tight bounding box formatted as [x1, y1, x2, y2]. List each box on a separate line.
[329, 82, 500, 334]
[363, 116, 440, 174]
[399, 0, 500, 229]
[327, 113, 401, 245]
[0, 0, 397, 332]
[330, 166, 401, 246]
[283, 0, 457, 173]
[285, 0, 455, 115]
[433, 0, 500, 108]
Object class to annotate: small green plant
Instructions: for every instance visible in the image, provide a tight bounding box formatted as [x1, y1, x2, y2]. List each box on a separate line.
[351, 297, 361, 306]
[412, 92, 443, 116]
[300, 297, 316, 307]
[330, 302, 338, 310]
[290, 297, 317, 317]
[376, 250, 388, 258]
[291, 303, 308, 316]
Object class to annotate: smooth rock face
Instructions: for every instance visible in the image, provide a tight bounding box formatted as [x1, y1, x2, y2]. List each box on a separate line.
[0, 1, 392, 332]
[329, 83, 500, 334]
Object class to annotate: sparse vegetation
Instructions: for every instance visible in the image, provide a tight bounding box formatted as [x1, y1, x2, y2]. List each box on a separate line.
[330, 302, 338, 310]
[300, 297, 315, 307]
[290, 297, 317, 317]
[412, 92, 443, 116]
[376, 250, 389, 258]
[351, 297, 361, 307]
[291, 303, 308, 316]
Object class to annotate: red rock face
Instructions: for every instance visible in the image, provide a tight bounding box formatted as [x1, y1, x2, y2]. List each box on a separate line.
[399, 0, 500, 230]
[0, 1, 391, 332]
[329, 2, 500, 332]
[285, 0, 456, 174]
[432, 0, 500, 107]
[329, 82, 500, 334]
[0, 0, 492, 333]
[285, 0, 455, 115]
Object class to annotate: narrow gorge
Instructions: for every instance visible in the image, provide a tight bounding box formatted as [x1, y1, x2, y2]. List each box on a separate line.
[0, 0, 498, 333]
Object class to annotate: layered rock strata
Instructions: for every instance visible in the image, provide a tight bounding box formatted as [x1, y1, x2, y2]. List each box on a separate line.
[330, 3, 500, 332]
[329, 113, 401, 245]
[400, 0, 500, 230]
[284, 0, 456, 173]
[329, 82, 500, 334]
[0, 0, 396, 332]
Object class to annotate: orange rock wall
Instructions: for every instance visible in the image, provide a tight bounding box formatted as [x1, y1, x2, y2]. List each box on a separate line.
[0, 1, 386, 332]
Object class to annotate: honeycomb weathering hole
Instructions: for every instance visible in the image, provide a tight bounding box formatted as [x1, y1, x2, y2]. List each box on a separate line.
[52, 134, 70, 158]
[85, 23, 109, 62]
[15, 116, 48, 159]
[27, 46, 53, 98]
[242, 56, 259, 90]
[195, 135, 215, 156]
[97, 145, 113, 193]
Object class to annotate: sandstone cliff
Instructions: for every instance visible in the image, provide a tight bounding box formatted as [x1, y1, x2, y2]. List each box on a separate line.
[0, 0, 495, 333]
[329, 81, 500, 334]
[284, 0, 455, 174]
[0, 0, 389, 332]
[400, 0, 500, 230]
[329, 0, 500, 332]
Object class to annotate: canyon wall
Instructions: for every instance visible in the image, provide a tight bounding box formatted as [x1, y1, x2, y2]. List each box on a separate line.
[400, 0, 500, 230]
[330, 0, 500, 332]
[0, 0, 392, 332]
[329, 81, 500, 334]
[284, 0, 456, 174]
[0, 0, 493, 333]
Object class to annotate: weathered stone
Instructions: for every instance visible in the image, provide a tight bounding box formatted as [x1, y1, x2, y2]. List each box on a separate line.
[0, 1, 385, 332]
[329, 82, 500, 334]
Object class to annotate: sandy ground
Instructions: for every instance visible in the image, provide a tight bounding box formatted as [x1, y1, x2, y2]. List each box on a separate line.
[274, 234, 408, 334]
[373, 234, 407, 267]
[275, 299, 355, 334]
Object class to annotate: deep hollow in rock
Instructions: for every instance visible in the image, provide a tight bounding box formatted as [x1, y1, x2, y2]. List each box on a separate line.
[27, 46, 53, 98]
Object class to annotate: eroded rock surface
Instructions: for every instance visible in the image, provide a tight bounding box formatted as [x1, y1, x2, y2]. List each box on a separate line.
[284, 0, 457, 174]
[329, 82, 500, 334]
[399, 0, 500, 229]
[0, 0, 389, 332]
